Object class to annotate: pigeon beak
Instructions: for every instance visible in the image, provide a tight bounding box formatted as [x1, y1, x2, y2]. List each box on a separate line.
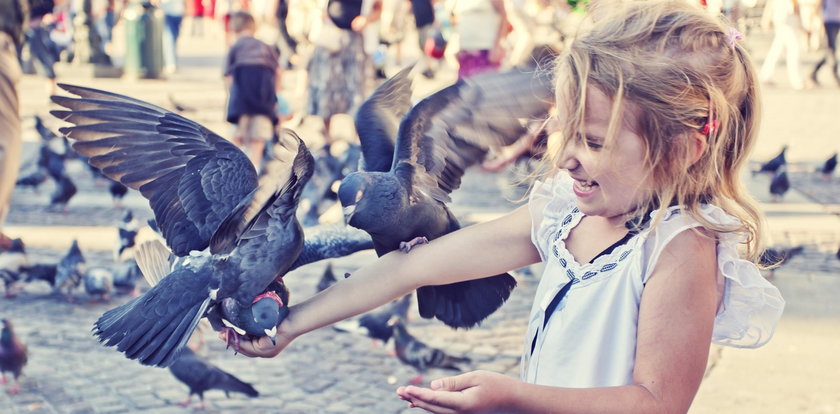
[264, 327, 277, 345]
[342, 205, 355, 226]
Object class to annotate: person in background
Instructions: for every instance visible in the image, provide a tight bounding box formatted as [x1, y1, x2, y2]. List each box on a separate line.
[0, 0, 27, 249]
[451, 0, 508, 79]
[759, 0, 805, 89]
[224, 11, 281, 167]
[160, 0, 185, 73]
[27, 0, 59, 95]
[410, 0, 438, 78]
[808, 0, 840, 86]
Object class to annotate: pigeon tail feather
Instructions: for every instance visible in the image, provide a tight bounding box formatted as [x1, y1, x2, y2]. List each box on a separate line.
[416, 272, 517, 328]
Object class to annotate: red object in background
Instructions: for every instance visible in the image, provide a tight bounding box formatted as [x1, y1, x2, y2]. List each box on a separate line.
[424, 30, 447, 59]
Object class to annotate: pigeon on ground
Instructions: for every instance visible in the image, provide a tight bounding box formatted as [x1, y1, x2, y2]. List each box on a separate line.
[769, 167, 790, 202]
[54, 239, 86, 301]
[338, 67, 553, 328]
[109, 179, 129, 207]
[758, 146, 787, 174]
[0, 239, 27, 297]
[168, 347, 258, 409]
[334, 294, 412, 347]
[52, 84, 321, 367]
[15, 169, 49, 192]
[21, 263, 58, 287]
[316, 261, 337, 293]
[819, 152, 837, 181]
[391, 318, 470, 385]
[111, 210, 143, 295]
[759, 245, 805, 279]
[0, 319, 28, 394]
[84, 266, 114, 302]
[49, 173, 77, 212]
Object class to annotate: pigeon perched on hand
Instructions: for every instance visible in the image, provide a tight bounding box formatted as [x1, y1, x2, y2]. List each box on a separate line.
[168, 347, 258, 410]
[52, 84, 369, 367]
[391, 318, 470, 385]
[0, 319, 28, 394]
[339, 66, 553, 328]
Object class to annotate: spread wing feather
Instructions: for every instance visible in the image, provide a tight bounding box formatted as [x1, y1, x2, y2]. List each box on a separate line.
[51, 84, 258, 256]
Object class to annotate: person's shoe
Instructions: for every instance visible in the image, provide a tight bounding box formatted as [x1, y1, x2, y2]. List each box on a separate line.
[421, 69, 435, 79]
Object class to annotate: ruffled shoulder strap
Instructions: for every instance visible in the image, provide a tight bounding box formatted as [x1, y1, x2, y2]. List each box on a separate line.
[528, 171, 576, 261]
[641, 204, 784, 348]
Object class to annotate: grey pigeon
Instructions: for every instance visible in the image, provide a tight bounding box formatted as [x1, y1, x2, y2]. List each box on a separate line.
[820, 152, 837, 181]
[21, 263, 58, 287]
[84, 266, 114, 302]
[338, 67, 553, 328]
[769, 167, 790, 202]
[54, 239, 86, 301]
[52, 84, 316, 367]
[334, 294, 412, 346]
[49, 173, 77, 212]
[391, 318, 470, 385]
[0, 319, 27, 394]
[168, 347, 258, 409]
[0, 239, 27, 297]
[759, 245, 805, 279]
[758, 146, 787, 174]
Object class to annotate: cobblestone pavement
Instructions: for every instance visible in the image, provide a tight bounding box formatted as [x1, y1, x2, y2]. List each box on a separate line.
[2, 21, 839, 414]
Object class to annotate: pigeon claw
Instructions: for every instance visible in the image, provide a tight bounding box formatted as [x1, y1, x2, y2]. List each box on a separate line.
[221, 327, 242, 354]
[399, 237, 429, 253]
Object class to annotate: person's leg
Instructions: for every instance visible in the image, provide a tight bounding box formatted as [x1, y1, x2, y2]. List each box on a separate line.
[759, 29, 785, 83]
[0, 33, 23, 234]
[826, 22, 840, 84]
[810, 23, 828, 84]
[781, 22, 804, 89]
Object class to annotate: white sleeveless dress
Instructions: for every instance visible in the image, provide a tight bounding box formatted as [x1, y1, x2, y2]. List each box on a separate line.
[522, 171, 785, 387]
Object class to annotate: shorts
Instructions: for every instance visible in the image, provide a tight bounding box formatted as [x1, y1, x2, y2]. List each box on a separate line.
[234, 114, 273, 143]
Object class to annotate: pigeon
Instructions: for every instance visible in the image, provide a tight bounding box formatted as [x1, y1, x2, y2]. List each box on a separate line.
[116, 209, 139, 261]
[84, 266, 114, 302]
[819, 152, 837, 181]
[759, 245, 805, 279]
[0, 319, 28, 394]
[769, 167, 790, 202]
[299, 144, 345, 226]
[34, 114, 59, 141]
[334, 294, 412, 346]
[0, 239, 27, 297]
[49, 173, 77, 211]
[109, 179, 129, 207]
[52, 84, 317, 367]
[391, 318, 470, 385]
[54, 239, 86, 301]
[316, 261, 338, 293]
[15, 138, 67, 192]
[21, 263, 58, 287]
[338, 66, 553, 328]
[758, 146, 787, 174]
[168, 347, 258, 410]
[15, 168, 49, 191]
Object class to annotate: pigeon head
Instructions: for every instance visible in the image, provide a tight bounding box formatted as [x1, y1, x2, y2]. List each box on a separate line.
[338, 172, 368, 225]
[249, 295, 283, 344]
[338, 172, 404, 230]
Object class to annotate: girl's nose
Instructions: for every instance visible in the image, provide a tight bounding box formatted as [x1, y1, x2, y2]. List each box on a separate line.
[555, 140, 580, 171]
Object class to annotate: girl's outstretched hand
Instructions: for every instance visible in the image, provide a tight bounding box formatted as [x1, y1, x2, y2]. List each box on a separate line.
[220, 320, 295, 359]
[396, 370, 519, 414]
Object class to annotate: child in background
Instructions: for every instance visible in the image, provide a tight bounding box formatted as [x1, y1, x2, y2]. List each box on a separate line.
[231, 1, 784, 412]
[224, 11, 281, 167]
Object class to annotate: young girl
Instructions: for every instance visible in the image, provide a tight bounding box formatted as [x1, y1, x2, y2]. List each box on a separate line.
[232, 1, 784, 412]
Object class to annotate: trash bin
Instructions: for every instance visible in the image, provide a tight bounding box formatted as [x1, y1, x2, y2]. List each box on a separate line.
[122, 0, 163, 79]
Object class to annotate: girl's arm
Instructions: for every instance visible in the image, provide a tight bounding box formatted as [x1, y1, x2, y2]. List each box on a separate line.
[234, 204, 541, 358]
[398, 228, 719, 414]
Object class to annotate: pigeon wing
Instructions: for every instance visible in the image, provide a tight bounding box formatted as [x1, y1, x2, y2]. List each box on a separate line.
[50, 84, 258, 256]
[288, 224, 373, 270]
[355, 65, 414, 172]
[392, 68, 554, 203]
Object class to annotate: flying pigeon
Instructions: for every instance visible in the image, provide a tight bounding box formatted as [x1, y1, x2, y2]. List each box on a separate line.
[819, 152, 837, 181]
[0, 239, 27, 297]
[758, 146, 787, 174]
[55, 239, 86, 301]
[391, 318, 470, 385]
[769, 167, 790, 202]
[168, 347, 258, 409]
[338, 66, 553, 328]
[51, 84, 320, 367]
[0, 319, 28, 394]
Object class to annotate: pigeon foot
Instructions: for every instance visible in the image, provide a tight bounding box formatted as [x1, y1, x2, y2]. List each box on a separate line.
[177, 397, 191, 407]
[221, 327, 242, 353]
[399, 237, 429, 253]
[8, 383, 20, 394]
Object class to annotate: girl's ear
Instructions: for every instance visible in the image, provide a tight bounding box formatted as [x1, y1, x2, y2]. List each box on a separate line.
[689, 131, 708, 166]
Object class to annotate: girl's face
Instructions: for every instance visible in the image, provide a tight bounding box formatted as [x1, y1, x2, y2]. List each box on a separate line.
[556, 87, 653, 227]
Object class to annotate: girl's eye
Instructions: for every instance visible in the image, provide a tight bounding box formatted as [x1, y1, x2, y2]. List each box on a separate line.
[576, 133, 603, 150]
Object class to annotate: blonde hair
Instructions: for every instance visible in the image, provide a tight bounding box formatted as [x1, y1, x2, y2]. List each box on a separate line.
[550, 0, 765, 260]
[229, 11, 257, 35]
